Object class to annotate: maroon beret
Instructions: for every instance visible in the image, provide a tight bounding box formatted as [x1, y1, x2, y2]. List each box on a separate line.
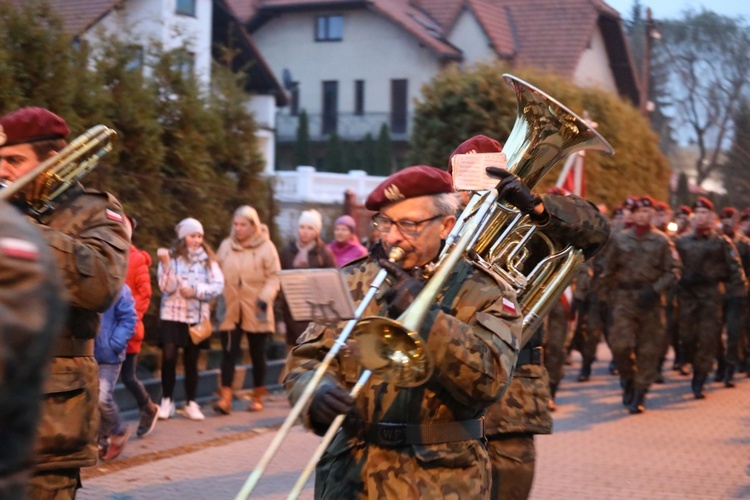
[693, 197, 714, 211]
[719, 207, 737, 219]
[653, 201, 669, 212]
[622, 196, 638, 210]
[448, 135, 503, 173]
[612, 205, 624, 216]
[365, 165, 454, 211]
[675, 205, 691, 216]
[546, 186, 568, 196]
[740, 208, 750, 222]
[0, 107, 69, 147]
[634, 196, 655, 210]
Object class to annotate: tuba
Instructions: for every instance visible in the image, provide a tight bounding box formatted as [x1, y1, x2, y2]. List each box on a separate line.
[0, 125, 117, 217]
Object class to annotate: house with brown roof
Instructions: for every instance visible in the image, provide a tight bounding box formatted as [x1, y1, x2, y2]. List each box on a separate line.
[228, 0, 639, 170]
[22, 0, 287, 174]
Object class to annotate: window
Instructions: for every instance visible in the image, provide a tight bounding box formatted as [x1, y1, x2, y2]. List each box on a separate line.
[354, 80, 365, 116]
[322, 81, 338, 135]
[175, 51, 195, 79]
[316, 15, 343, 41]
[290, 87, 300, 116]
[176, 0, 197, 16]
[390, 79, 408, 134]
[125, 45, 144, 72]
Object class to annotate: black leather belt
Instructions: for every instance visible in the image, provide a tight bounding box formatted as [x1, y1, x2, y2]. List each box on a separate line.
[517, 346, 543, 366]
[364, 417, 485, 446]
[55, 338, 95, 357]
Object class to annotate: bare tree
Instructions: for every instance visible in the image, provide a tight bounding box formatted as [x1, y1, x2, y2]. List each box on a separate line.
[658, 10, 750, 185]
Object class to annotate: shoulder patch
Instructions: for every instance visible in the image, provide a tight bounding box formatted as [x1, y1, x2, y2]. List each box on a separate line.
[0, 237, 40, 261]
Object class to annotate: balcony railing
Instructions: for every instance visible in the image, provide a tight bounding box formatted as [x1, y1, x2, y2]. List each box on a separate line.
[276, 111, 412, 142]
[273, 166, 386, 204]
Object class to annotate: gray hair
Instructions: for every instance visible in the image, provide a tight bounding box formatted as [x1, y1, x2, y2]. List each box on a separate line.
[431, 193, 460, 216]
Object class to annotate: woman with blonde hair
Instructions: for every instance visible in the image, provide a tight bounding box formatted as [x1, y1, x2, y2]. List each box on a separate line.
[214, 206, 281, 413]
[156, 217, 224, 421]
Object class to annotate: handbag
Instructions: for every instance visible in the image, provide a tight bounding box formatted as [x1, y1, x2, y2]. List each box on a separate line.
[189, 310, 212, 345]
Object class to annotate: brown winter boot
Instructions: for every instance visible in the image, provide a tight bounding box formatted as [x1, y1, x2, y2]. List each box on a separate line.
[213, 386, 233, 415]
[248, 386, 267, 412]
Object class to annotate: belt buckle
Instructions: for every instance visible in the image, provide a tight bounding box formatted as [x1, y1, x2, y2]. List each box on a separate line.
[378, 423, 407, 446]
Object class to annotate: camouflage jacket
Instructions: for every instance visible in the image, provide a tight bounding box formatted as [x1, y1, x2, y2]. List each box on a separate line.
[33, 189, 130, 470]
[602, 226, 681, 296]
[0, 202, 66, 495]
[731, 232, 750, 278]
[675, 229, 747, 299]
[285, 256, 521, 499]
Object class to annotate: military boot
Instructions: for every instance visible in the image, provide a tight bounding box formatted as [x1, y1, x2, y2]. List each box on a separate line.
[620, 377, 634, 407]
[691, 372, 707, 399]
[714, 357, 726, 382]
[723, 365, 736, 388]
[654, 359, 665, 384]
[577, 358, 593, 382]
[548, 382, 558, 412]
[627, 389, 646, 414]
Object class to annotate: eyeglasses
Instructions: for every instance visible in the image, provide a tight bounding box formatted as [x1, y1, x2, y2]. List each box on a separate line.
[371, 214, 443, 236]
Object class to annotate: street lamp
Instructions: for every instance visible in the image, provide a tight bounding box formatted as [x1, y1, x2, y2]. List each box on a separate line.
[640, 7, 661, 117]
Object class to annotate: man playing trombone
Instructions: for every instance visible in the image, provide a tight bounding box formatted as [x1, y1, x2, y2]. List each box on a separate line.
[284, 165, 524, 498]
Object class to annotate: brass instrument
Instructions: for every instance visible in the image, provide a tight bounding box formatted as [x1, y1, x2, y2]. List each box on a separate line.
[0, 125, 117, 216]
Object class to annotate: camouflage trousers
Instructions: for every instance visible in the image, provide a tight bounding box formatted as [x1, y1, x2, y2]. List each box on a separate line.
[609, 291, 665, 391]
[571, 294, 605, 364]
[488, 434, 535, 500]
[544, 301, 571, 387]
[679, 293, 723, 374]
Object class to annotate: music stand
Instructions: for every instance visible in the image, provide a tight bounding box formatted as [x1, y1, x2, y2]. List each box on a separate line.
[279, 269, 356, 326]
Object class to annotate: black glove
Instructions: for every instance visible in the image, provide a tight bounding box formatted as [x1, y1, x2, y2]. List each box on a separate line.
[379, 259, 426, 318]
[256, 299, 268, 321]
[679, 272, 705, 287]
[486, 167, 548, 224]
[309, 383, 357, 435]
[636, 287, 659, 309]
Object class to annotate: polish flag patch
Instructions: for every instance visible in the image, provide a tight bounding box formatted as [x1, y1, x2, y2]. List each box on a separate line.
[0, 237, 40, 261]
[106, 209, 124, 223]
[502, 297, 517, 314]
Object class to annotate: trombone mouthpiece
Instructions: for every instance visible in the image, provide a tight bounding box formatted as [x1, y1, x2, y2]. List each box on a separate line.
[388, 247, 405, 263]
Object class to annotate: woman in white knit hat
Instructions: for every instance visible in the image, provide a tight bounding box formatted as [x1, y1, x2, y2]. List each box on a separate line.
[156, 217, 224, 421]
[278, 209, 336, 349]
[213, 206, 281, 414]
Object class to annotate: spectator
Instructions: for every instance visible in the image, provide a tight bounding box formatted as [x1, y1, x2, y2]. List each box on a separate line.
[214, 206, 281, 414]
[157, 218, 224, 421]
[95, 285, 138, 461]
[326, 215, 368, 267]
[121, 215, 159, 438]
[278, 210, 336, 350]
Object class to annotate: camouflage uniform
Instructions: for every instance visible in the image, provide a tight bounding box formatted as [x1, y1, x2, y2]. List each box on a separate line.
[285, 256, 521, 499]
[570, 259, 606, 380]
[0, 201, 66, 499]
[723, 232, 750, 381]
[603, 226, 679, 405]
[675, 230, 746, 393]
[542, 300, 569, 397]
[485, 193, 610, 499]
[27, 189, 130, 497]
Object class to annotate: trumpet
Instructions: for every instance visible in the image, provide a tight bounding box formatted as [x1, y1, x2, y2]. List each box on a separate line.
[0, 125, 117, 217]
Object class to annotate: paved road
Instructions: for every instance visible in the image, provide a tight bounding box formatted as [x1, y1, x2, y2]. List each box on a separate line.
[78, 345, 750, 499]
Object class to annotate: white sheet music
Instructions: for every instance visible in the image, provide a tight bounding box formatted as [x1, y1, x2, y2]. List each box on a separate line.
[451, 152, 507, 191]
[279, 269, 356, 322]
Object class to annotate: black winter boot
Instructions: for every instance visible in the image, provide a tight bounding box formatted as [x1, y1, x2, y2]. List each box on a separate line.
[691, 372, 707, 399]
[627, 389, 646, 414]
[714, 357, 726, 382]
[723, 365, 736, 388]
[654, 358, 665, 384]
[578, 359, 593, 382]
[620, 378, 634, 407]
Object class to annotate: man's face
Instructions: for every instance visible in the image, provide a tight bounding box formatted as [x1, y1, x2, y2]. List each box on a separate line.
[0, 143, 41, 183]
[378, 196, 455, 269]
[633, 207, 653, 226]
[653, 211, 669, 228]
[693, 207, 714, 229]
[676, 214, 690, 232]
[720, 217, 735, 235]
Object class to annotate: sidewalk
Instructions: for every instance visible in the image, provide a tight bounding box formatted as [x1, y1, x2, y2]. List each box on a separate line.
[79, 344, 750, 499]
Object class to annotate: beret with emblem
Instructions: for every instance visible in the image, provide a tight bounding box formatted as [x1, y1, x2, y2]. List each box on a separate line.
[365, 165, 454, 211]
[612, 205, 624, 216]
[693, 197, 714, 211]
[0, 107, 70, 148]
[448, 135, 503, 172]
[676, 205, 692, 216]
[741, 207, 750, 222]
[654, 201, 669, 212]
[634, 195, 655, 210]
[622, 196, 638, 211]
[719, 207, 737, 219]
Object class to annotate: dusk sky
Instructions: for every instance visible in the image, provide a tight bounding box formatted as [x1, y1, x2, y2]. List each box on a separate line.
[605, 0, 750, 20]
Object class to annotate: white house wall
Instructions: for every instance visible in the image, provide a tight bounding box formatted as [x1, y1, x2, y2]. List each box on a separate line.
[84, 0, 213, 89]
[447, 9, 496, 65]
[572, 27, 617, 93]
[252, 9, 443, 118]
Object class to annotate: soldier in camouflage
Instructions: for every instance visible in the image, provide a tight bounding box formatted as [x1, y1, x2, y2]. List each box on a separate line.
[602, 196, 680, 413]
[717, 207, 749, 387]
[0, 108, 130, 498]
[739, 208, 750, 375]
[285, 165, 521, 498]
[0, 200, 66, 498]
[674, 197, 747, 399]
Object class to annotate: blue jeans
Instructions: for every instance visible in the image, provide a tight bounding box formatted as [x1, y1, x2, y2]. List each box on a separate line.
[98, 363, 126, 442]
